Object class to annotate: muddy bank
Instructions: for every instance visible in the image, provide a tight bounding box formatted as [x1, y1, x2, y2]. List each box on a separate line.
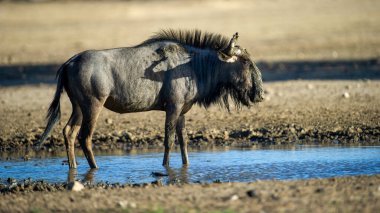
[1, 80, 379, 152]
[0, 177, 161, 195]
[1, 124, 379, 153]
[0, 175, 379, 212]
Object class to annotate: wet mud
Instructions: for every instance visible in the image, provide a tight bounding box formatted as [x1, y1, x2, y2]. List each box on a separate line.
[1, 124, 380, 153]
[0, 175, 379, 213]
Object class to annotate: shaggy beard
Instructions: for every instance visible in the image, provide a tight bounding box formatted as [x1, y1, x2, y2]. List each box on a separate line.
[220, 87, 251, 111]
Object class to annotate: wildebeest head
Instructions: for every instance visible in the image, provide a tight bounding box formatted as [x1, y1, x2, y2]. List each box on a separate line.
[140, 29, 264, 109]
[217, 33, 264, 107]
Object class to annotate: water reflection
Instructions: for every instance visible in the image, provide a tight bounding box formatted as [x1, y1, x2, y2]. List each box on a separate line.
[67, 166, 190, 184]
[68, 168, 97, 183]
[164, 166, 189, 184]
[1, 146, 380, 184]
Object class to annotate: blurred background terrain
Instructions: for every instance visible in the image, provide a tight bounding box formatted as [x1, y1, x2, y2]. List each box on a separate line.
[0, 0, 379, 65]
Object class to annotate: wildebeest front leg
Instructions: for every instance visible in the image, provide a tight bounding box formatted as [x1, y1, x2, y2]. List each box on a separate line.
[163, 107, 181, 166]
[176, 115, 189, 165]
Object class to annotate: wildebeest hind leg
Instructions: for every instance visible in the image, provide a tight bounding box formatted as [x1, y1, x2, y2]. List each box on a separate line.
[176, 115, 189, 165]
[63, 103, 82, 169]
[78, 98, 105, 169]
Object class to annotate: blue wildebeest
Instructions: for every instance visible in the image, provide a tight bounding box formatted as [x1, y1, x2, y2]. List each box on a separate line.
[37, 29, 264, 169]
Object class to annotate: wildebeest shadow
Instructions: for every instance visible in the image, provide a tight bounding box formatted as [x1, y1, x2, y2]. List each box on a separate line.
[1, 58, 379, 86]
[142, 56, 193, 82]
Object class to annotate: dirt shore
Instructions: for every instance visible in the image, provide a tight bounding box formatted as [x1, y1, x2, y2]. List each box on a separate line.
[1, 175, 379, 213]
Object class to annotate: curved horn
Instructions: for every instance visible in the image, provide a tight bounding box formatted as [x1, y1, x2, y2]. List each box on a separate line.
[223, 32, 239, 56]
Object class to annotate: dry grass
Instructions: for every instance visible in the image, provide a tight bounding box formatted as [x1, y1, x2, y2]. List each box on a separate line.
[0, 0, 379, 65]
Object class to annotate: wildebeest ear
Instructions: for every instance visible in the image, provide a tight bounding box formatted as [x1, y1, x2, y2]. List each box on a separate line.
[218, 52, 238, 63]
[222, 32, 239, 56]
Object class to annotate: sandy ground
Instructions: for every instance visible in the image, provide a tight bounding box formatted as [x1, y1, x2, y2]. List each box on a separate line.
[0, 79, 380, 154]
[1, 175, 379, 213]
[0, 0, 380, 64]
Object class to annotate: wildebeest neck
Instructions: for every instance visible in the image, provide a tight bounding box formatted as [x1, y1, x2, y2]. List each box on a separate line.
[189, 49, 229, 108]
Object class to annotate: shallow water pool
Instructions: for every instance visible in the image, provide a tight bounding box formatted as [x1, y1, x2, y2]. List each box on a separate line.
[1, 146, 380, 184]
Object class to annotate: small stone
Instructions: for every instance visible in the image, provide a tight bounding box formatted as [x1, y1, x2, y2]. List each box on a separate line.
[342, 92, 350, 98]
[67, 181, 84, 192]
[151, 180, 163, 187]
[230, 194, 239, 201]
[7, 178, 16, 184]
[105, 118, 113, 124]
[129, 202, 137, 208]
[123, 131, 135, 141]
[23, 155, 30, 161]
[223, 131, 229, 140]
[315, 187, 324, 193]
[332, 51, 338, 58]
[118, 201, 137, 208]
[246, 189, 257, 198]
[348, 126, 356, 134]
[117, 200, 129, 208]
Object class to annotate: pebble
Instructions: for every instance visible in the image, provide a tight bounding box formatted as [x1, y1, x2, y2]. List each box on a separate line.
[105, 118, 113, 125]
[122, 131, 135, 141]
[151, 180, 163, 187]
[229, 194, 239, 201]
[223, 131, 229, 140]
[117, 200, 137, 208]
[117, 200, 129, 208]
[246, 189, 257, 198]
[332, 51, 338, 58]
[315, 187, 324, 193]
[67, 181, 84, 192]
[342, 92, 350, 98]
[7, 178, 16, 184]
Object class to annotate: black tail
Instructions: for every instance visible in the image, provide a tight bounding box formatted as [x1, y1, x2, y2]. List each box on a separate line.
[37, 63, 67, 147]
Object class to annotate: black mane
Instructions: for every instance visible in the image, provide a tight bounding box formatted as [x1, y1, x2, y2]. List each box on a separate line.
[140, 29, 230, 51]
